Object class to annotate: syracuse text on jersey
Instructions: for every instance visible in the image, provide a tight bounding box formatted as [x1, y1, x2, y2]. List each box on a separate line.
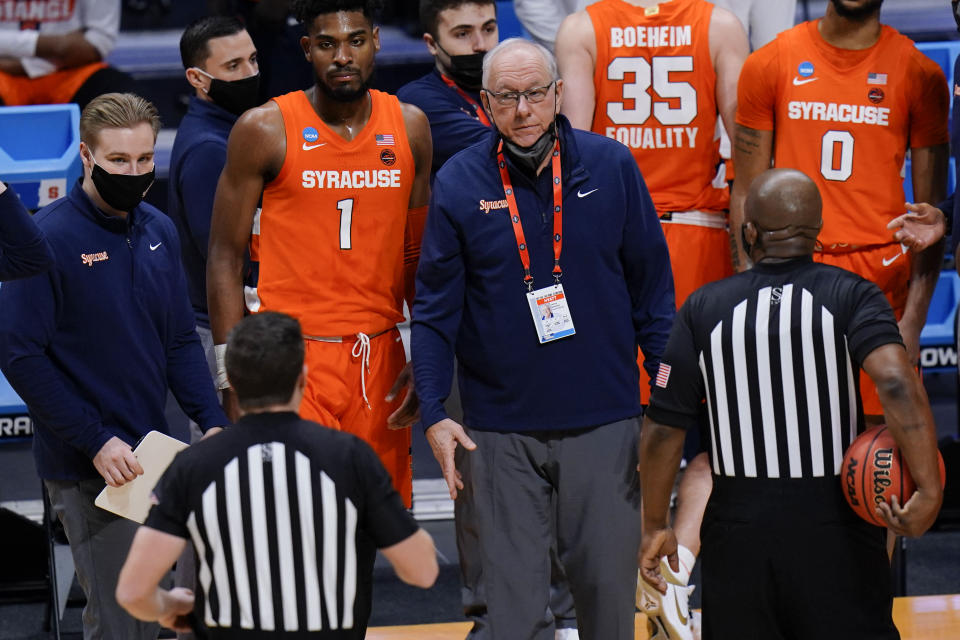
[787, 101, 890, 126]
[603, 24, 700, 151]
[0, 1, 74, 21]
[301, 169, 404, 189]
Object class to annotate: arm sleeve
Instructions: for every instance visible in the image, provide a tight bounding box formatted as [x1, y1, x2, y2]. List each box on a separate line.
[355, 440, 418, 548]
[164, 232, 230, 431]
[403, 205, 428, 307]
[0, 271, 113, 458]
[845, 279, 904, 367]
[735, 47, 779, 130]
[0, 188, 55, 281]
[143, 453, 192, 539]
[411, 179, 465, 428]
[78, 0, 120, 58]
[645, 300, 707, 430]
[177, 141, 227, 262]
[0, 30, 39, 57]
[908, 55, 950, 149]
[618, 148, 676, 390]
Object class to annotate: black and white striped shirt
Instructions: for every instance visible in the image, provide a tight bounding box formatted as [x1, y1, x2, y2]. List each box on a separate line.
[146, 412, 417, 639]
[647, 258, 902, 480]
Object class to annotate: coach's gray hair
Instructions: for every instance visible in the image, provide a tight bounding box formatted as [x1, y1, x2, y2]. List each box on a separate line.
[481, 37, 559, 89]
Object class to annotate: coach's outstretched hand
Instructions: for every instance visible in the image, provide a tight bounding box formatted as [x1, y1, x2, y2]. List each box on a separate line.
[425, 418, 477, 500]
[386, 362, 419, 429]
[876, 489, 941, 538]
[887, 202, 946, 253]
[93, 436, 144, 488]
[639, 527, 680, 594]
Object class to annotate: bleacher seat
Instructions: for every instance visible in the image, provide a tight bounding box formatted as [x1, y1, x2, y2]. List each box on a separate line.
[0, 105, 82, 211]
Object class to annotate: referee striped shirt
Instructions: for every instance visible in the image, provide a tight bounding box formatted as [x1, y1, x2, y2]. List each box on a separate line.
[646, 258, 902, 480]
[145, 412, 417, 639]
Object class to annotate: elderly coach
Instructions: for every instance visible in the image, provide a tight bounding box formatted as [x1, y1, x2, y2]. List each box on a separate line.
[412, 38, 675, 639]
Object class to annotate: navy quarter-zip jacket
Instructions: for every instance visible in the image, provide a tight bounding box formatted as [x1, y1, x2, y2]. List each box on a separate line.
[412, 116, 676, 432]
[0, 183, 228, 480]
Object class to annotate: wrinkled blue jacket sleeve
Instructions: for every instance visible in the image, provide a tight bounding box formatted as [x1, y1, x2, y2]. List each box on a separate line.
[411, 178, 465, 429]
[0, 188, 54, 281]
[619, 155, 675, 392]
[0, 270, 112, 458]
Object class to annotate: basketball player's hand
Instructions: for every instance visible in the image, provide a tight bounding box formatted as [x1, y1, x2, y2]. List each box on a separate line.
[221, 387, 241, 423]
[876, 489, 941, 538]
[386, 362, 419, 429]
[887, 203, 945, 253]
[425, 418, 477, 500]
[639, 527, 679, 594]
[93, 436, 144, 488]
[158, 587, 195, 632]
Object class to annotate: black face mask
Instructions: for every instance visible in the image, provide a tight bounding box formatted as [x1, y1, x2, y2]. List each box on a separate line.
[436, 42, 485, 90]
[741, 224, 754, 257]
[196, 69, 261, 116]
[90, 159, 155, 212]
[503, 124, 557, 176]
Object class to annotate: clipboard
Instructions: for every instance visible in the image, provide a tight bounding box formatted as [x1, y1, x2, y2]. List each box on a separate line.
[94, 430, 188, 524]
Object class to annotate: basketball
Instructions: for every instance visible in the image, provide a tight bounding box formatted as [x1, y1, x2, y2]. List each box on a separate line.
[841, 424, 947, 526]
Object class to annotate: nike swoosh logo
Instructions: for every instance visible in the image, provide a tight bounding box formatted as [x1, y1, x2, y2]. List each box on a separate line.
[577, 188, 598, 198]
[302, 142, 327, 151]
[792, 76, 819, 86]
[149, 242, 162, 251]
[672, 587, 689, 625]
[882, 245, 907, 267]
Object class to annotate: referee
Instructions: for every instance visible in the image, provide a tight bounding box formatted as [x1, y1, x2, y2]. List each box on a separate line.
[638, 169, 943, 639]
[116, 312, 438, 638]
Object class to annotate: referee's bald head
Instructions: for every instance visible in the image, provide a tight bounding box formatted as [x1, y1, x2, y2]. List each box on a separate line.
[744, 169, 823, 261]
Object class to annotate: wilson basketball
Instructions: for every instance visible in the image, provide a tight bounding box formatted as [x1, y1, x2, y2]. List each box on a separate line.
[841, 424, 946, 526]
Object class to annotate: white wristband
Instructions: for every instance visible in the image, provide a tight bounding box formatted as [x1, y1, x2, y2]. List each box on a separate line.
[214, 343, 230, 391]
[0, 30, 39, 58]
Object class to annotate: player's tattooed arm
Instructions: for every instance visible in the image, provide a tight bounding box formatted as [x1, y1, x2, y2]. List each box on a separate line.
[729, 124, 773, 272]
[556, 11, 598, 130]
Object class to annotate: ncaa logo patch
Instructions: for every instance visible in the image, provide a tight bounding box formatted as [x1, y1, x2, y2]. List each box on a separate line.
[302, 127, 319, 143]
[868, 87, 885, 104]
[380, 149, 396, 166]
[797, 61, 814, 77]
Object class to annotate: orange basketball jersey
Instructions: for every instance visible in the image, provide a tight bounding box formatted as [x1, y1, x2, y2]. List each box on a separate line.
[737, 21, 948, 248]
[587, 0, 728, 214]
[255, 90, 415, 336]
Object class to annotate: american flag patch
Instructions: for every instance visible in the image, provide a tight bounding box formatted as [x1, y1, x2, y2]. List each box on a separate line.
[655, 362, 671, 388]
[375, 134, 395, 146]
[867, 72, 887, 85]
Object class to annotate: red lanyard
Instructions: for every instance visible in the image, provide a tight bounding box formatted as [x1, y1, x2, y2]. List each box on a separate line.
[497, 139, 563, 291]
[440, 73, 492, 128]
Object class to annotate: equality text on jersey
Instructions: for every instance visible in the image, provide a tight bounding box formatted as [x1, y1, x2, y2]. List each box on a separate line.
[301, 169, 403, 190]
[609, 25, 692, 49]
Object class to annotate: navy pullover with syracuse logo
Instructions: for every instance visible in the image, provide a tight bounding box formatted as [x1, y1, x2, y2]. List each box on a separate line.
[412, 116, 675, 432]
[0, 182, 227, 480]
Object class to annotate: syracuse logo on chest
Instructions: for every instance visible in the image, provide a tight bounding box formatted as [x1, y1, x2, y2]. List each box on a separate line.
[298, 127, 405, 190]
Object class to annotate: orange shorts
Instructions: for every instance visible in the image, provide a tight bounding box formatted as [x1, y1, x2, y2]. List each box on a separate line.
[814, 245, 911, 417]
[0, 62, 105, 106]
[639, 219, 733, 404]
[300, 328, 412, 506]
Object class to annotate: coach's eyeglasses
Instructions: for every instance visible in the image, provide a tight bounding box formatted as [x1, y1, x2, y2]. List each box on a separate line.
[484, 82, 555, 107]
